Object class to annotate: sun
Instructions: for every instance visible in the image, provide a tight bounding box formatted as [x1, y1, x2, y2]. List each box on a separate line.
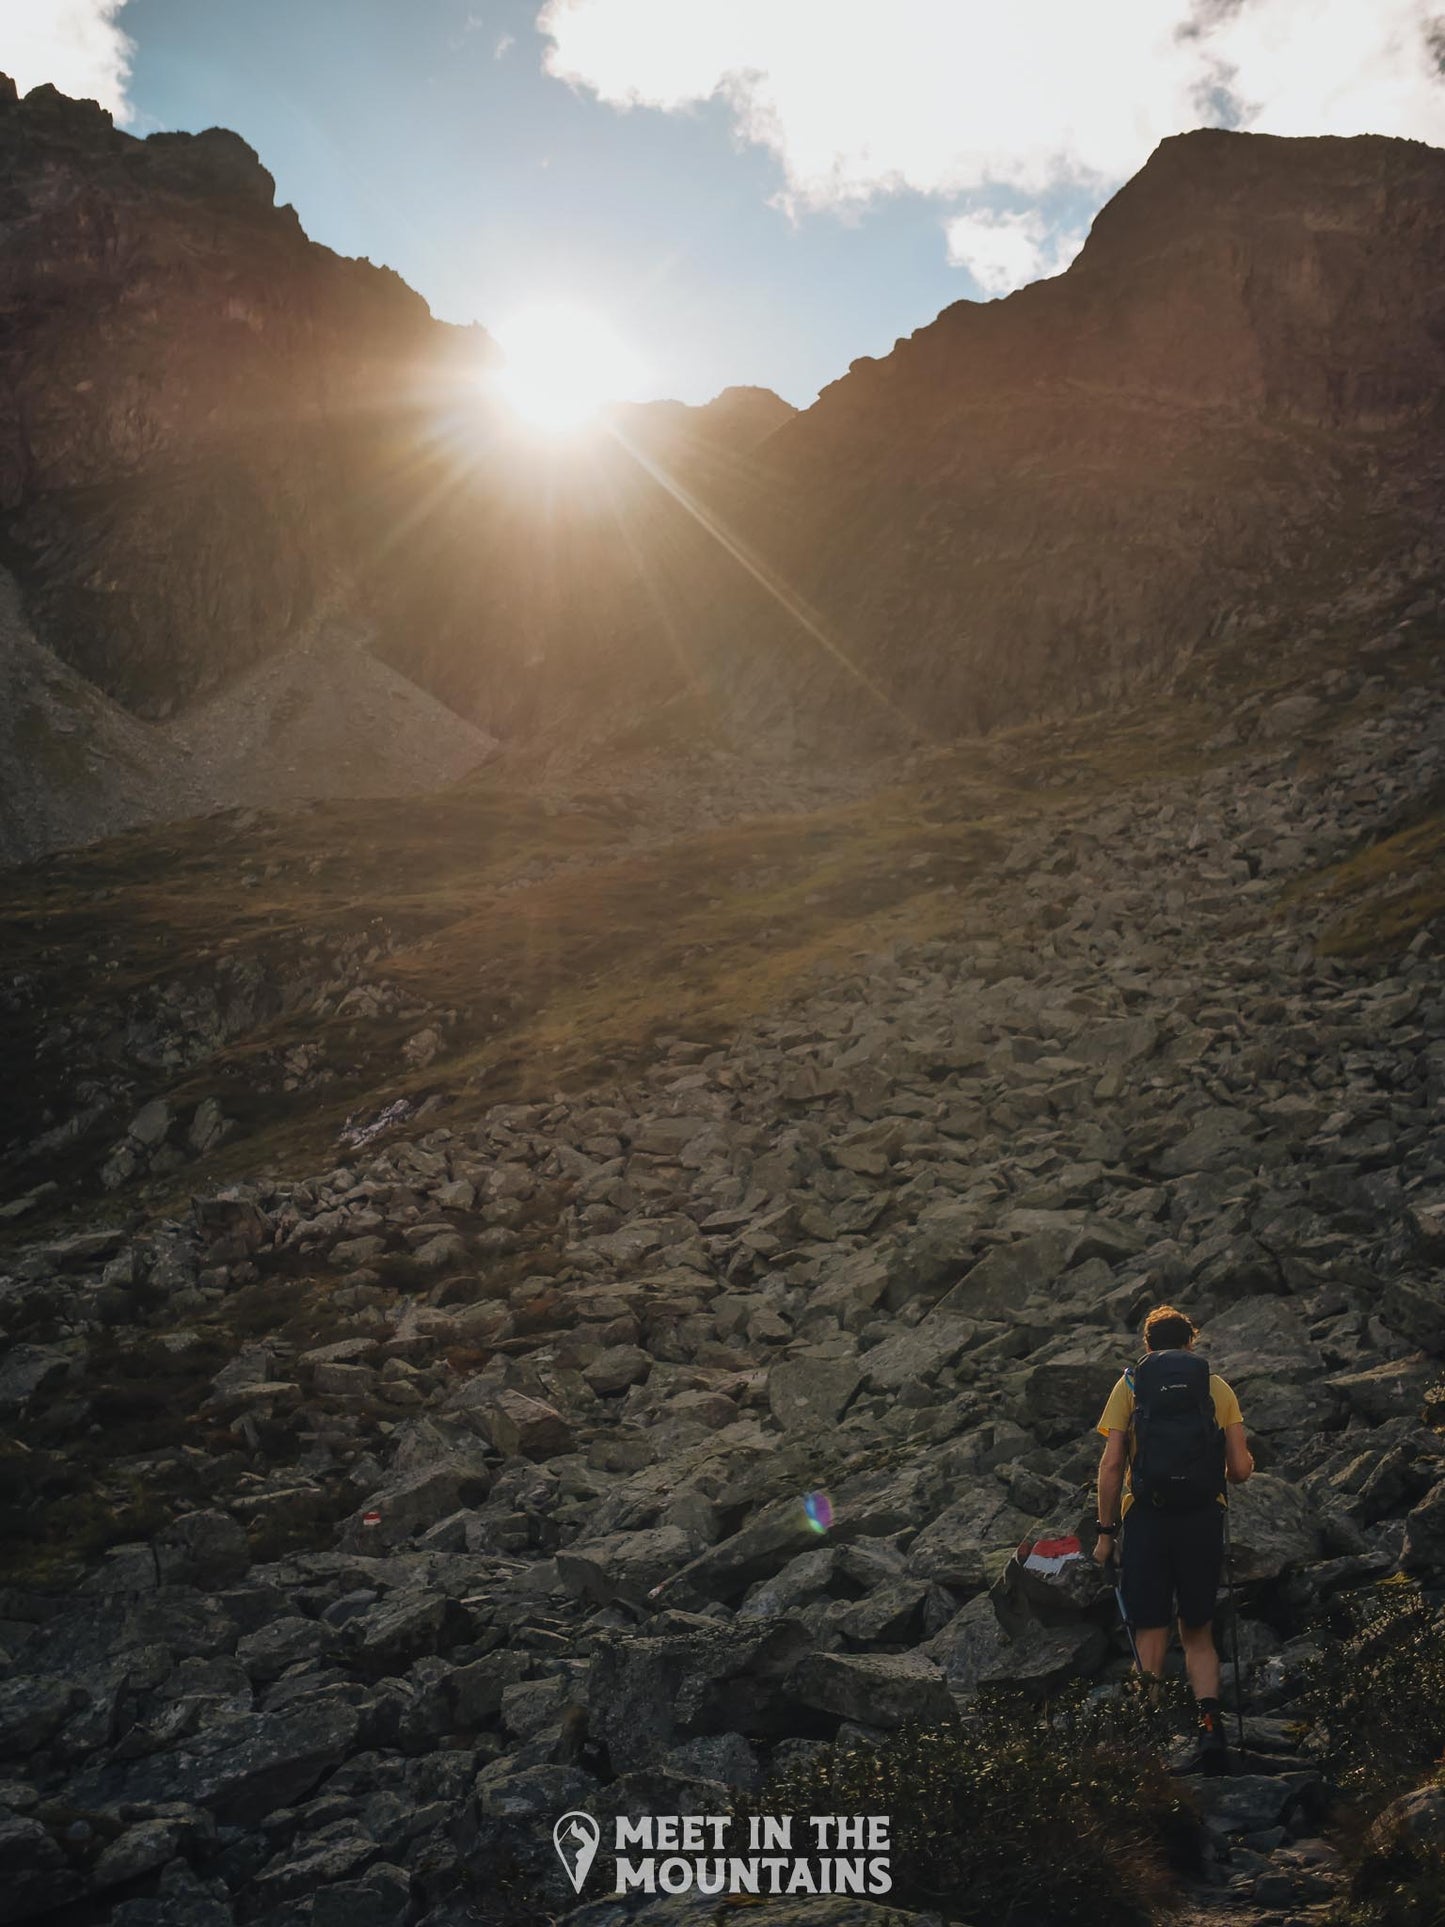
[488, 302, 644, 434]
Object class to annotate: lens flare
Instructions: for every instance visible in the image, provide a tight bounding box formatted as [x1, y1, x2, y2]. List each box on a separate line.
[488, 301, 644, 434]
[803, 1490, 834, 1534]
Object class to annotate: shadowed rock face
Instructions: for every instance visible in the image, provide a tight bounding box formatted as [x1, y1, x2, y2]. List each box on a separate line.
[0, 77, 483, 715]
[1, 81, 1443, 753]
[734, 129, 1445, 741]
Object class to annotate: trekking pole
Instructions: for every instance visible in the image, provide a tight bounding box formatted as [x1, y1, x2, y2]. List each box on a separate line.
[1224, 1502, 1246, 1755]
[1111, 1550, 1142, 1674]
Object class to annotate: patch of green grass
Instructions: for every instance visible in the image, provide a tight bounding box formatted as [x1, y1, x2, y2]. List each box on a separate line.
[1285, 811, 1445, 958]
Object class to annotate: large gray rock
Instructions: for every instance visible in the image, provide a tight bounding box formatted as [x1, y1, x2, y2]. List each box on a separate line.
[1327, 1355, 1437, 1424]
[976, 1619, 1107, 1697]
[1226, 1477, 1321, 1583]
[0, 1812, 82, 1923]
[587, 1619, 811, 1772]
[1154, 1106, 1259, 1177]
[236, 1616, 329, 1682]
[1380, 1276, 1445, 1354]
[0, 1344, 71, 1419]
[0, 1677, 87, 1757]
[1192, 1771, 1322, 1835]
[342, 1456, 491, 1549]
[583, 1345, 652, 1395]
[1071, 1016, 1159, 1067]
[788, 1650, 953, 1728]
[249, 1818, 382, 1909]
[73, 1698, 361, 1823]
[459, 1386, 575, 1459]
[860, 1313, 975, 1393]
[936, 1228, 1078, 1315]
[768, 1355, 862, 1432]
[156, 1510, 251, 1588]
[1203, 1299, 1324, 1389]
[556, 1526, 699, 1608]
[922, 1592, 1011, 1693]
[905, 1485, 1032, 1593]
[1365, 1780, 1445, 1851]
[1015, 1333, 1121, 1426]
[1402, 1478, 1445, 1574]
[992, 1538, 1108, 1630]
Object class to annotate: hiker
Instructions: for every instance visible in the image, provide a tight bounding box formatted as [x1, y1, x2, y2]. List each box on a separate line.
[1092, 1303, 1254, 1771]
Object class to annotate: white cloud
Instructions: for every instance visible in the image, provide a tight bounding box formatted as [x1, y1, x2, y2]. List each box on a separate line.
[944, 210, 1086, 295]
[540, 0, 1445, 279]
[0, 0, 134, 119]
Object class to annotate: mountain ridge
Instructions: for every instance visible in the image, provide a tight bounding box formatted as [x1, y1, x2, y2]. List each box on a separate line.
[1, 82, 1443, 806]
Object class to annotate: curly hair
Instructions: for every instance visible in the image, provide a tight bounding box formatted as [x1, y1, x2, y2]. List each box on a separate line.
[1142, 1304, 1197, 1351]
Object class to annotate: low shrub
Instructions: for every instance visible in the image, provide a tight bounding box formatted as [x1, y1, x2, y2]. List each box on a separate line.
[747, 1682, 1201, 1926]
[1332, 1776, 1445, 1927]
[1296, 1582, 1445, 1805]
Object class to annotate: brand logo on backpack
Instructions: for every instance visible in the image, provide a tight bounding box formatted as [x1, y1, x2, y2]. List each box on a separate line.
[1130, 1350, 1225, 1510]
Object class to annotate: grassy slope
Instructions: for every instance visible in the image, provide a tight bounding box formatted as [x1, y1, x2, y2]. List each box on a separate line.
[0, 601, 1440, 1586]
[2, 605, 1440, 1232]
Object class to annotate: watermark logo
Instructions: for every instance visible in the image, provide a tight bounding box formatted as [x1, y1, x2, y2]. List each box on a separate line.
[550, 1812, 891, 1897]
[553, 1811, 601, 1893]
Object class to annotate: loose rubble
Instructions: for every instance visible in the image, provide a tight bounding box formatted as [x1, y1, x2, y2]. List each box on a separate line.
[2, 672, 1445, 1925]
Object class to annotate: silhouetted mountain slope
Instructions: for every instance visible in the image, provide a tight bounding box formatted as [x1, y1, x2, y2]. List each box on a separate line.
[1, 79, 1441, 771]
[725, 130, 1445, 739]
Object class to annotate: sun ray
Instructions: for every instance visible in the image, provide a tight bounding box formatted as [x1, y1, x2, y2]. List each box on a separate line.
[490, 302, 644, 434]
[604, 421, 928, 742]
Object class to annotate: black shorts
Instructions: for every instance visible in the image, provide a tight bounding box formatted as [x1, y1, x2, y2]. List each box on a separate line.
[1120, 1504, 1224, 1629]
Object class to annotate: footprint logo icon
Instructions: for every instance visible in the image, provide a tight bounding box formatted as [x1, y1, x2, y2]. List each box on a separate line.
[553, 1811, 600, 1893]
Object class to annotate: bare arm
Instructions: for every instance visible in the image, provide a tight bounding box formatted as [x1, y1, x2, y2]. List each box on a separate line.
[1094, 1431, 1127, 1564]
[1224, 1420, 1254, 1484]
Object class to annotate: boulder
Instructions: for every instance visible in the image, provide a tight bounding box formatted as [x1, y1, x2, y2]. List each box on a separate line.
[1192, 1771, 1323, 1835]
[0, 1677, 87, 1757]
[1327, 1356, 1437, 1424]
[656, 1504, 826, 1607]
[77, 1698, 361, 1823]
[461, 1387, 574, 1460]
[156, 1510, 251, 1588]
[587, 1619, 811, 1772]
[860, 1313, 975, 1393]
[992, 1537, 1108, 1631]
[0, 1344, 71, 1419]
[1071, 1017, 1159, 1067]
[342, 1457, 491, 1549]
[977, 1619, 1107, 1696]
[1203, 1299, 1324, 1389]
[1365, 1780, 1445, 1851]
[1380, 1277, 1445, 1354]
[936, 1229, 1079, 1315]
[1401, 1478, 1445, 1574]
[905, 1486, 1032, 1593]
[1226, 1478, 1321, 1582]
[788, 1650, 953, 1728]
[1154, 1106, 1259, 1177]
[236, 1616, 328, 1682]
[556, 1525, 699, 1608]
[583, 1345, 652, 1395]
[922, 1592, 1011, 1693]
[1017, 1336, 1121, 1426]
[768, 1355, 862, 1432]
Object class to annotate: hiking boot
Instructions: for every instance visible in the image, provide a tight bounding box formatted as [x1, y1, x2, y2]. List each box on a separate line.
[1196, 1704, 1230, 1776]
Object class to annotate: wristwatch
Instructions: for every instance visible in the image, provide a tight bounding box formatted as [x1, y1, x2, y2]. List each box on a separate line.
[1094, 1521, 1120, 1536]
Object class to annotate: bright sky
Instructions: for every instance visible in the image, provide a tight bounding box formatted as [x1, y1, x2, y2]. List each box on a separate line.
[5, 1, 1445, 405]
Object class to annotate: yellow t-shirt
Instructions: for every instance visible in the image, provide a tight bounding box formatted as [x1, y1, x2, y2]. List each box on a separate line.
[1096, 1366, 1243, 1517]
